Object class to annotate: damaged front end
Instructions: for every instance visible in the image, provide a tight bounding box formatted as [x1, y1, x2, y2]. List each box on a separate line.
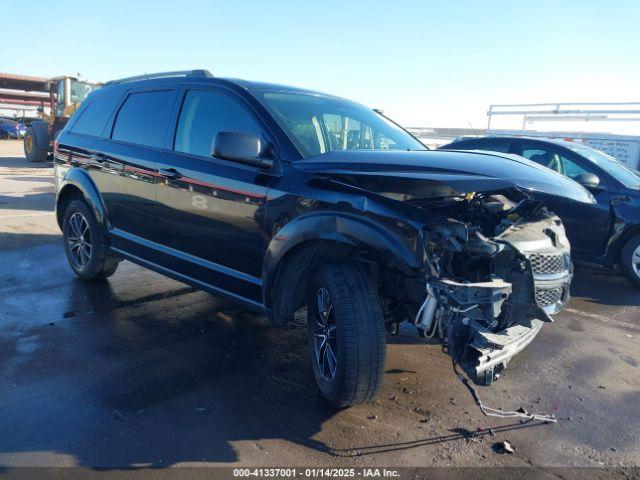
[416, 191, 572, 385]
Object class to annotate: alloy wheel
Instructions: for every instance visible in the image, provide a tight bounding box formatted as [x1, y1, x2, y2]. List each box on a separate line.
[632, 245, 640, 278]
[67, 212, 93, 268]
[312, 287, 338, 381]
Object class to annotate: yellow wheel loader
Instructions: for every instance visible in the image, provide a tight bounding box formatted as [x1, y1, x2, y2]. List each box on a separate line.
[24, 76, 101, 162]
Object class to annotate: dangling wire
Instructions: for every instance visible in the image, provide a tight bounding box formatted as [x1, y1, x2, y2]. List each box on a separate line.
[452, 360, 557, 423]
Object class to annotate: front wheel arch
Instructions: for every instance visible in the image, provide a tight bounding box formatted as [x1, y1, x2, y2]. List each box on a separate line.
[612, 224, 640, 265]
[620, 233, 640, 287]
[268, 239, 355, 325]
[262, 213, 422, 316]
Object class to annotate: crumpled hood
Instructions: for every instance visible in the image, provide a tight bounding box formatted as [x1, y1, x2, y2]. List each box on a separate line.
[294, 149, 595, 204]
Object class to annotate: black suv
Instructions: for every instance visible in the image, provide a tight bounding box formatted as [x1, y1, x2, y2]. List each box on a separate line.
[441, 136, 640, 287]
[54, 70, 591, 407]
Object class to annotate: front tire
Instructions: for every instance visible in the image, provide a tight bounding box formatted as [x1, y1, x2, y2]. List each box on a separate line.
[620, 234, 640, 288]
[24, 127, 47, 163]
[62, 199, 119, 280]
[307, 264, 386, 407]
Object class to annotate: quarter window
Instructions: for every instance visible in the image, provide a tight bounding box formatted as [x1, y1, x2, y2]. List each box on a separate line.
[71, 95, 120, 137]
[174, 90, 262, 158]
[112, 90, 175, 148]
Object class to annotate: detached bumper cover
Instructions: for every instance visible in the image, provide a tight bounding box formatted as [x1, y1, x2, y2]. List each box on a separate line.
[470, 319, 544, 381]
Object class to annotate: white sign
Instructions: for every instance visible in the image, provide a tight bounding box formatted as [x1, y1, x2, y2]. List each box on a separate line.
[582, 139, 640, 168]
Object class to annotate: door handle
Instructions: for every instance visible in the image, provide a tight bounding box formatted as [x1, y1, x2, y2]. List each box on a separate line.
[158, 168, 182, 180]
[90, 152, 107, 163]
[610, 195, 630, 205]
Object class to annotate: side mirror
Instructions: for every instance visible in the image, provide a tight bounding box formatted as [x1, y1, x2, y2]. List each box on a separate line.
[574, 172, 601, 189]
[212, 131, 273, 169]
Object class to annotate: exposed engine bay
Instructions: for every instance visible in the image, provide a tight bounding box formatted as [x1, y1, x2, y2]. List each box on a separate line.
[413, 189, 572, 386]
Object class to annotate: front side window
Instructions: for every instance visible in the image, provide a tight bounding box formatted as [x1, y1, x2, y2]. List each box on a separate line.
[521, 147, 552, 166]
[112, 90, 175, 148]
[174, 89, 262, 157]
[71, 95, 120, 137]
[255, 91, 426, 158]
[558, 156, 590, 179]
[521, 144, 590, 180]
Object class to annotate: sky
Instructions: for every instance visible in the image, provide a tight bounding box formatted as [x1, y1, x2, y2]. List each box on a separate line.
[3, 0, 639, 129]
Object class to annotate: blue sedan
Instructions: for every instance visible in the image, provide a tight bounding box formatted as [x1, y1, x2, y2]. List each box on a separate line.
[0, 118, 27, 139]
[441, 136, 640, 287]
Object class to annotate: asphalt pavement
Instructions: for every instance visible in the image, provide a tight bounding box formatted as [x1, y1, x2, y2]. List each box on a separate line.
[1, 139, 639, 472]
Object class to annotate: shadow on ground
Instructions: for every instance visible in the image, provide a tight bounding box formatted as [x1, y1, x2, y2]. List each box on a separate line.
[0, 156, 52, 169]
[0, 192, 54, 212]
[0, 263, 570, 469]
[0, 265, 336, 467]
[0, 232, 59, 250]
[571, 265, 640, 308]
[1, 154, 638, 469]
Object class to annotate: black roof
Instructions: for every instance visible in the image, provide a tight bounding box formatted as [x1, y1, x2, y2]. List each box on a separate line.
[452, 135, 587, 149]
[97, 70, 336, 99]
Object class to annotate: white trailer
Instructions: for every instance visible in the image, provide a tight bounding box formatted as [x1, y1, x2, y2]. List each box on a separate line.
[486, 102, 640, 169]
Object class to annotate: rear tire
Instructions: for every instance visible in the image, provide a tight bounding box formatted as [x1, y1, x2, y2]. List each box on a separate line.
[62, 199, 119, 280]
[24, 127, 47, 163]
[620, 234, 640, 288]
[307, 264, 386, 407]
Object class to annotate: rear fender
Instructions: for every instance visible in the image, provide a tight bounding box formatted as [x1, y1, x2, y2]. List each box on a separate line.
[56, 168, 109, 231]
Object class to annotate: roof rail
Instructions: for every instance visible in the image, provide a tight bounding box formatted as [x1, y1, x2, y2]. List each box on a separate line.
[104, 69, 213, 86]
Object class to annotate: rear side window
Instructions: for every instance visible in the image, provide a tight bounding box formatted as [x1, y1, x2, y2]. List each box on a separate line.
[459, 139, 511, 153]
[71, 95, 120, 137]
[112, 90, 175, 148]
[480, 139, 511, 153]
[449, 140, 478, 149]
[174, 90, 261, 157]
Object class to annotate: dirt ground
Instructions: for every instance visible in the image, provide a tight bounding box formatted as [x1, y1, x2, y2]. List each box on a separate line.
[1, 139, 639, 472]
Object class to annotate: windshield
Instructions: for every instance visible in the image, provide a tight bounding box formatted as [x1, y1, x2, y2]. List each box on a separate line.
[569, 146, 640, 188]
[256, 91, 426, 158]
[70, 81, 101, 104]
